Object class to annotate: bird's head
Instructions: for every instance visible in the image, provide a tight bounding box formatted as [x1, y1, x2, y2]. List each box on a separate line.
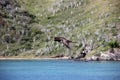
[54, 37, 61, 42]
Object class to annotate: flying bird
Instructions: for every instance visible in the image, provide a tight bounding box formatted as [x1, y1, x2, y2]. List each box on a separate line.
[54, 37, 75, 49]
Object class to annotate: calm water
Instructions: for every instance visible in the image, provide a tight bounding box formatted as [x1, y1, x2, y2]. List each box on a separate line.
[0, 60, 120, 80]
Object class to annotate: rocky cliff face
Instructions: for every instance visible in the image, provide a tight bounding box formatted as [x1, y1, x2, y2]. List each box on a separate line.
[0, 0, 120, 60]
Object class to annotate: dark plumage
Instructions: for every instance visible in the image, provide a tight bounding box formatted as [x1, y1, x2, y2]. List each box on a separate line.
[54, 37, 75, 49]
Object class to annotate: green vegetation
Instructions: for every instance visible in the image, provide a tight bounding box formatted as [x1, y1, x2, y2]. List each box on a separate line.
[108, 40, 119, 48]
[0, 0, 120, 57]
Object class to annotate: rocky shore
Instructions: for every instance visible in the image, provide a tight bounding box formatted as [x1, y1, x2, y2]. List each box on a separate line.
[51, 48, 120, 61]
[72, 48, 120, 61]
[0, 48, 120, 61]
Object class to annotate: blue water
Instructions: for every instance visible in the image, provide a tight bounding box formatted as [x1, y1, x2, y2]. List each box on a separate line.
[0, 60, 120, 80]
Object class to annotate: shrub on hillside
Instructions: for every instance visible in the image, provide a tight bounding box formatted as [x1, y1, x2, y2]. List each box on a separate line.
[108, 40, 119, 48]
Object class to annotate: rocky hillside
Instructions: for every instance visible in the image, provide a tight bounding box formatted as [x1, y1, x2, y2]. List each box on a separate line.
[0, 0, 43, 56]
[0, 0, 120, 59]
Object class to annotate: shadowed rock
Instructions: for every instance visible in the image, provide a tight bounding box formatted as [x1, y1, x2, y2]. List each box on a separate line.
[74, 51, 87, 60]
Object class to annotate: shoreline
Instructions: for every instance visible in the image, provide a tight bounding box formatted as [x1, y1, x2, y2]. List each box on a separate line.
[0, 57, 120, 61]
[0, 57, 69, 60]
[0, 56, 120, 61]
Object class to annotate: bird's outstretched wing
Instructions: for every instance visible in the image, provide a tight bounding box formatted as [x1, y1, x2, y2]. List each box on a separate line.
[54, 37, 75, 49]
[63, 42, 70, 49]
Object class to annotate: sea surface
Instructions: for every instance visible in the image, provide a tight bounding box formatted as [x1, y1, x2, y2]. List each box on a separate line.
[0, 60, 120, 80]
